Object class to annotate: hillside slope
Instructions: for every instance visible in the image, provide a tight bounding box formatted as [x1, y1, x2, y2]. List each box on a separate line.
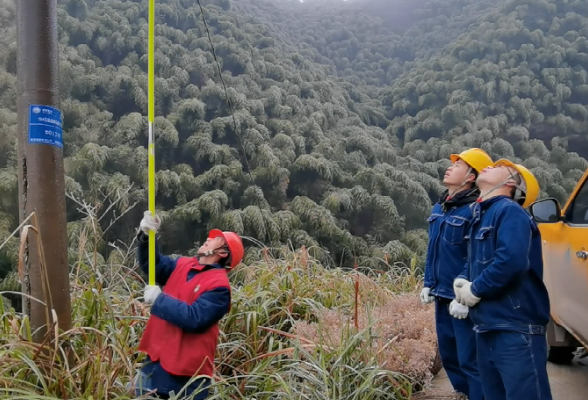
[382, 0, 588, 199]
[0, 0, 586, 276]
[236, 0, 505, 86]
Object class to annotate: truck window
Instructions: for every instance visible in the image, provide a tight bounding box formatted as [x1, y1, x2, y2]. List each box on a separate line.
[567, 179, 588, 225]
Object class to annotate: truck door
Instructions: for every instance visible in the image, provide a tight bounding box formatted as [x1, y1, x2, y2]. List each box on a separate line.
[555, 173, 588, 346]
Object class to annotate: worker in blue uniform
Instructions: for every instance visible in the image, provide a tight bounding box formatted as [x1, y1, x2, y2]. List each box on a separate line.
[454, 159, 553, 400]
[422, 148, 493, 400]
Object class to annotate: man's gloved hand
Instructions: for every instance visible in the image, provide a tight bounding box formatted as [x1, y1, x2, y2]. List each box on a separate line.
[144, 285, 162, 305]
[458, 281, 481, 307]
[140, 210, 161, 235]
[420, 287, 435, 304]
[449, 300, 469, 319]
[453, 278, 468, 304]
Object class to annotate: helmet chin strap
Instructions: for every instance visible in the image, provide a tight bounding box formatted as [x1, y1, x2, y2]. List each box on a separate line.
[197, 245, 229, 258]
[446, 167, 474, 201]
[477, 169, 526, 204]
[442, 167, 476, 212]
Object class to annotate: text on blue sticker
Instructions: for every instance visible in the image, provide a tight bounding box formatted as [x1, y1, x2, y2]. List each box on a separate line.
[28, 105, 63, 148]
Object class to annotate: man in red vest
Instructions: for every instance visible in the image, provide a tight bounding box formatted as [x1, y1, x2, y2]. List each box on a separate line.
[132, 210, 244, 399]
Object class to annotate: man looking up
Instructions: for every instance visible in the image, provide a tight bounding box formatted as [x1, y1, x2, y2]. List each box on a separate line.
[421, 148, 492, 400]
[453, 159, 553, 400]
[133, 211, 244, 399]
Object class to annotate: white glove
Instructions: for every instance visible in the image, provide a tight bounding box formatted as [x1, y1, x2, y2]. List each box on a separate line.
[140, 210, 161, 235]
[458, 282, 481, 307]
[144, 285, 162, 305]
[453, 278, 468, 304]
[449, 300, 469, 319]
[420, 287, 435, 304]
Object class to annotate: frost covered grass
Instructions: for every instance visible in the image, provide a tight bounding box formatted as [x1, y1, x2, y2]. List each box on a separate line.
[0, 243, 440, 399]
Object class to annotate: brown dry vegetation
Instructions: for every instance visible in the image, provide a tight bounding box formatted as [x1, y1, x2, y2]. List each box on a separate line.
[294, 295, 437, 385]
[0, 238, 441, 399]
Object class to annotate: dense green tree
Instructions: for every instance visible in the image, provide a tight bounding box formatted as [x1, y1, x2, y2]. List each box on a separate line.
[0, 0, 587, 281]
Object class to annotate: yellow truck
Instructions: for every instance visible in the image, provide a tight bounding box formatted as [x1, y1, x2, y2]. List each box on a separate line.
[529, 168, 588, 364]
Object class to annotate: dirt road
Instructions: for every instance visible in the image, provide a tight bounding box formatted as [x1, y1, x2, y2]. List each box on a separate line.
[430, 357, 588, 399]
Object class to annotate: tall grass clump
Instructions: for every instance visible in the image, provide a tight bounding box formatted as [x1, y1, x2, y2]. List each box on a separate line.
[0, 198, 438, 399]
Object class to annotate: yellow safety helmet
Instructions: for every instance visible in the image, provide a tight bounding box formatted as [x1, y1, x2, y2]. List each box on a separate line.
[493, 158, 540, 208]
[449, 148, 493, 174]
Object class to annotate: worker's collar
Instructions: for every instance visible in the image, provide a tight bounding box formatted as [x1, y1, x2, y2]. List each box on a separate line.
[439, 187, 479, 211]
[471, 195, 512, 221]
[476, 194, 511, 209]
[190, 260, 224, 271]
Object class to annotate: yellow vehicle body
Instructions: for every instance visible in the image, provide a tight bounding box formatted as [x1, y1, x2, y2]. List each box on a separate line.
[530, 168, 588, 364]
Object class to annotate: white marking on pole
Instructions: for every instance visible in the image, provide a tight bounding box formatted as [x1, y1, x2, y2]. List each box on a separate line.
[148, 123, 154, 155]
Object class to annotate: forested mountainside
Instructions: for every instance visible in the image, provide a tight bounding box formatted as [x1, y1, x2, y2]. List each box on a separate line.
[237, 0, 503, 86]
[1, 0, 588, 280]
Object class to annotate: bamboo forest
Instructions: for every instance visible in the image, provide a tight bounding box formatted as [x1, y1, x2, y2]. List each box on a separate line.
[0, 0, 587, 398]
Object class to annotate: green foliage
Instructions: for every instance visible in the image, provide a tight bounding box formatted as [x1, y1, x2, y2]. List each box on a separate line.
[0, 0, 587, 276]
[3, 0, 586, 397]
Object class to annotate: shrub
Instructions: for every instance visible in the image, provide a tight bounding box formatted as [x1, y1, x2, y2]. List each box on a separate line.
[0, 238, 437, 399]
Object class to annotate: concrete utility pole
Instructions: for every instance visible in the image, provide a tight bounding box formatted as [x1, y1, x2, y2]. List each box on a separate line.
[16, 0, 71, 343]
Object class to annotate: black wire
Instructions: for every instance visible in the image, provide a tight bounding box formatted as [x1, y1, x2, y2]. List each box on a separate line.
[195, 0, 271, 252]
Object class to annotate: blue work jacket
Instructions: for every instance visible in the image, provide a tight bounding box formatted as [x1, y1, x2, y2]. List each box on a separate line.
[458, 196, 551, 334]
[424, 188, 479, 299]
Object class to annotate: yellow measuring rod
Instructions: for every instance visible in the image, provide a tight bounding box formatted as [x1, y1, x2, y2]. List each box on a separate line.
[148, 0, 156, 286]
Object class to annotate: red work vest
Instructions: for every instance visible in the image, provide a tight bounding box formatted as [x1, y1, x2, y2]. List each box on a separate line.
[138, 257, 231, 377]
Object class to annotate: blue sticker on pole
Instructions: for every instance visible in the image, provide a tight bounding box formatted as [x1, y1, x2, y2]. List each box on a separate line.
[28, 104, 63, 148]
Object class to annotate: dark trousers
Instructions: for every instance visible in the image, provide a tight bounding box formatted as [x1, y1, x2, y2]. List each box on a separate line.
[435, 297, 484, 400]
[132, 370, 211, 399]
[476, 331, 553, 400]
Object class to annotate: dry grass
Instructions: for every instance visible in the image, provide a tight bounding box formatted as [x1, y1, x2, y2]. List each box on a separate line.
[0, 203, 439, 399]
[0, 245, 440, 399]
[294, 295, 437, 385]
